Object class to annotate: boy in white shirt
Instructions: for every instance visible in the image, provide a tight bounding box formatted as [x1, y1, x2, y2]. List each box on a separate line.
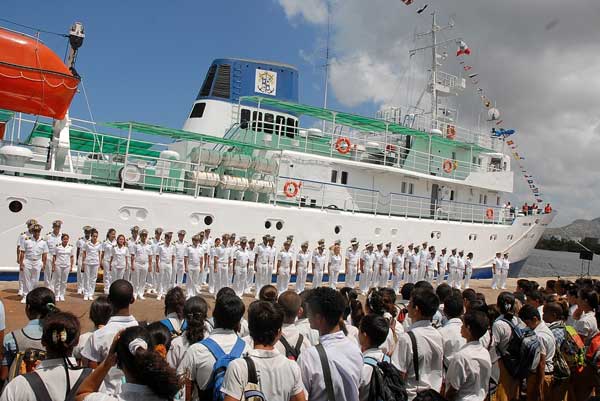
[221, 301, 306, 401]
[445, 310, 492, 401]
[358, 314, 393, 401]
[277, 291, 312, 358]
[295, 290, 320, 346]
[438, 293, 467, 370]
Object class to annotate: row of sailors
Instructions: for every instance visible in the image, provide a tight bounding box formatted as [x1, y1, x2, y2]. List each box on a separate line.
[16, 219, 511, 302]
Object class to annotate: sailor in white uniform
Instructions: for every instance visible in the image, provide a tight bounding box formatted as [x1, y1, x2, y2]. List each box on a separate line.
[254, 235, 271, 298]
[245, 238, 256, 294]
[404, 243, 415, 284]
[185, 234, 204, 298]
[418, 242, 429, 282]
[131, 229, 154, 300]
[198, 231, 210, 287]
[456, 250, 466, 290]
[464, 252, 474, 289]
[425, 248, 436, 284]
[411, 245, 421, 284]
[19, 223, 48, 303]
[202, 229, 214, 286]
[43, 220, 62, 289]
[16, 219, 37, 296]
[311, 239, 327, 288]
[295, 241, 311, 293]
[328, 240, 343, 289]
[436, 248, 448, 286]
[500, 253, 510, 289]
[52, 233, 73, 302]
[226, 233, 236, 285]
[213, 235, 230, 294]
[156, 231, 175, 300]
[372, 243, 384, 288]
[75, 225, 91, 294]
[392, 245, 405, 293]
[109, 234, 129, 281]
[82, 228, 103, 300]
[173, 230, 188, 288]
[491, 252, 502, 290]
[345, 239, 360, 289]
[267, 236, 277, 287]
[101, 228, 117, 295]
[359, 243, 375, 294]
[379, 246, 393, 287]
[232, 237, 250, 297]
[148, 227, 163, 295]
[448, 248, 459, 288]
[276, 240, 294, 294]
[126, 226, 140, 282]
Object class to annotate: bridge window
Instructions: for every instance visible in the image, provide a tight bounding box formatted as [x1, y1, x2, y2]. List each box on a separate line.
[189, 102, 206, 119]
[341, 171, 348, 185]
[240, 109, 251, 128]
[450, 190, 456, 201]
[275, 116, 285, 135]
[199, 65, 216, 97]
[212, 64, 231, 99]
[252, 111, 263, 132]
[264, 113, 274, 134]
[331, 170, 338, 183]
[286, 118, 296, 138]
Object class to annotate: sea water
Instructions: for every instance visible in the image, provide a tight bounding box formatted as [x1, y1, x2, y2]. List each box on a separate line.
[521, 249, 600, 278]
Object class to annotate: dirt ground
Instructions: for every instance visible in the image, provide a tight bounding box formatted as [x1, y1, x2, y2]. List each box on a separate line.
[0, 276, 581, 333]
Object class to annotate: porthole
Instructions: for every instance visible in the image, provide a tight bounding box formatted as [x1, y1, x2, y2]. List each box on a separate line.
[431, 231, 441, 239]
[204, 216, 213, 226]
[265, 221, 272, 229]
[490, 234, 498, 241]
[374, 227, 382, 235]
[8, 200, 23, 213]
[276, 221, 283, 230]
[507, 234, 514, 240]
[391, 228, 398, 236]
[334, 225, 341, 234]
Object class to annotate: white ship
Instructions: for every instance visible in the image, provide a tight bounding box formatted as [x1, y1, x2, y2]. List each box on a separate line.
[0, 17, 554, 280]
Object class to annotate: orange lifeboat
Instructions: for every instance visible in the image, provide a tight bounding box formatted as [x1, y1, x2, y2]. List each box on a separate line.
[0, 27, 80, 120]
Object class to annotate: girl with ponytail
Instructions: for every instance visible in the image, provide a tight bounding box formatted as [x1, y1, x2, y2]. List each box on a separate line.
[574, 288, 599, 345]
[167, 296, 208, 369]
[492, 292, 519, 401]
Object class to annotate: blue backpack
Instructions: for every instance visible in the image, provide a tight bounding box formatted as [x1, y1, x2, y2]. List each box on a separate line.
[200, 337, 246, 401]
[159, 318, 188, 338]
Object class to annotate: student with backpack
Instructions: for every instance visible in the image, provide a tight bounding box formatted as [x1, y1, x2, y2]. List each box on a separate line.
[177, 293, 248, 401]
[168, 296, 209, 370]
[277, 291, 311, 360]
[221, 301, 306, 401]
[444, 310, 492, 401]
[298, 287, 363, 401]
[72, 296, 112, 363]
[160, 287, 187, 338]
[391, 287, 444, 401]
[358, 314, 406, 401]
[572, 289, 599, 345]
[0, 312, 90, 401]
[0, 287, 55, 382]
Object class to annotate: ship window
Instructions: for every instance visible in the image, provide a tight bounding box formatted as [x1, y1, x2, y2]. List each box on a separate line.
[408, 183, 414, 195]
[451, 151, 457, 161]
[401, 182, 407, 194]
[212, 64, 231, 99]
[275, 116, 285, 135]
[204, 216, 213, 226]
[341, 171, 348, 185]
[276, 221, 283, 230]
[199, 65, 216, 97]
[331, 170, 338, 183]
[334, 225, 341, 234]
[265, 221, 272, 229]
[8, 200, 23, 213]
[479, 194, 483, 204]
[189, 102, 206, 119]
[484, 195, 488, 205]
[264, 113, 274, 134]
[450, 190, 455, 201]
[310, 199, 317, 208]
[252, 111, 263, 132]
[286, 118, 296, 138]
[240, 109, 251, 128]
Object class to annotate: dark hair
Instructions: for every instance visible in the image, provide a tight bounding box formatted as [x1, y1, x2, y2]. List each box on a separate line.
[400, 283, 415, 301]
[146, 321, 172, 353]
[463, 311, 489, 340]
[89, 295, 112, 328]
[108, 280, 134, 310]
[164, 287, 186, 320]
[213, 294, 245, 330]
[462, 289, 477, 304]
[106, 228, 116, 239]
[366, 289, 386, 316]
[518, 304, 540, 322]
[116, 326, 179, 399]
[26, 287, 57, 320]
[497, 292, 516, 319]
[436, 283, 452, 304]
[359, 314, 389, 348]
[444, 294, 464, 319]
[468, 300, 488, 314]
[411, 288, 439, 319]
[379, 288, 398, 315]
[298, 290, 311, 319]
[513, 291, 526, 305]
[306, 287, 346, 329]
[185, 296, 209, 344]
[61, 233, 69, 240]
[487, 305, 500, 326]
[546, 280, 557, 292]
[578, 289, 599, 310]
[340, 287, 359, 319]
[42, 312, 80, 356]
[527, 290, 544, 304]
[216, 287, 236, 300]
[350, 299, 365, 328]
[258, 285, 278, 303]
[248, 301, 284, 346]
[543, 302, 563, 323]
[278, 291, 302, 324]
[414, 281, 434, 292]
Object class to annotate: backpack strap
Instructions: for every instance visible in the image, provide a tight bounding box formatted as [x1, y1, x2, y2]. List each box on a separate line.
[279, 336, 298, 359]
[245, 356, 259, 385]
[200, 338, 226, 361]
[363, 356, 379, 367]
[295, 334, 304, 355]
[160, 318, 176, 334]
[65, 368, 93, 401]
[181, 320, 188, 331]
[316, 344, 335, 401]
[23, 372, 52, 401]
[230, 337, 246, 359]
[408, 331, 420, 383]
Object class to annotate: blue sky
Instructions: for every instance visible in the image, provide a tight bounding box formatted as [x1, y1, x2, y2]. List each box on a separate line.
[5, 0, 358, 128]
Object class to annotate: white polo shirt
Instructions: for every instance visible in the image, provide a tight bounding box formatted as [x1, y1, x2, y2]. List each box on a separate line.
[393, 253, 405, 274]
[392, 320, 444, 400]
[81, 383, 165, 401]
[157, 243, 175, 264]
[329, 254, 343, 272]
[53, 243, 74, 267]
[132, 242, 153, 267]
[83, 241, 103, 265]
[111, 246, 129, 270]
[23, 237, 49, 262]
[167, 334, 190, 370]
[222, 348, 304, 401]
[535, 321, 555, 373]
[295, 318, 320, 346]
[296, 251, 312, 270]
[438, 318, 467, 368]
[276, 323, 312, 357]
[174, 240, 188, 261]
[575, 310, 599, 344]
[186, 245, 204, 269]
[446, 341, 492, 401]
[312, 252, 327, 272]
[277, 250, 294, 273]
[233, 248, 250, 269]
[298, 331, 362, 401]
[360, 348, 387, 401]
[80, 315, 138, 395]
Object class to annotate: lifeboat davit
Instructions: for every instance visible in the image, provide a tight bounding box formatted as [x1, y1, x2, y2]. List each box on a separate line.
[0, 27, 80, 120]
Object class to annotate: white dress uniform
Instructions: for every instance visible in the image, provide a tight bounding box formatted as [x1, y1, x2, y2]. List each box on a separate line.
[500, 256, 510, 289]
[185, 244, 204, 298]
[44, 232, 61, 288]
[456, 256, 466, 289]
[208, 246, 218, 294]
[52, 243, 73, 300]
[268, 245, 277, 285]
[157, 242, 175, 298]
[245, 246, 256, 293]
[225, 244, 235, 285]
[448, 254, 459, 288]
[418, 249, 428, 282]
[199, 240, 210, 286]
[131, 241, 153, 299]
[148, 238, 162, 293]
[125, 236, 138, 282]
[173, 239, 188, 288]
[101, 239, 116, 294]
[17, 230, 32, 295]
[425, 254, 436, 283]
[22, 236, 49, 295]
[372, 249, 383, 288]
[254, 242, 270, 297]
[404, 251, 415, 284]
[328, 253, 343, 289]
[83, 240, 103, 299]
[277, 250, 294, 294]
[312, 250, 327, 288]
[436, 253, 448, 286]
[345, 248, 360, 289]
[359, 252, 375, 294]
[464, 256, 473, 289]
[214, 245, 230, 294]
[378, 252, 393, 287]
[392, 251, 405, 293]
[232, 247, 250, 297]
[491, 256, 502, 290]
[295, 250, 311, 293]
[76, 236, 88, 293]
[110, 245, 129, 281]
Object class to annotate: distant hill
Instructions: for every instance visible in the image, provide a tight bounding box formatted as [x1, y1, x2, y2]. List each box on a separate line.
[544, 217, 600, 240]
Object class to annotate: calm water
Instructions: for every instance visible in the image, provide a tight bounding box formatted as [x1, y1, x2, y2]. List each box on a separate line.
[521, 249, 600, 278]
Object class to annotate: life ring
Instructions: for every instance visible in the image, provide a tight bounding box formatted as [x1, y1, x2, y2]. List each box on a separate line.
[442, 160, 453, 173]
[446, 125, 456, 139]
[335, 137, 352, 154]
[283, 181, 300, 198]
[486, 208, 494, 219]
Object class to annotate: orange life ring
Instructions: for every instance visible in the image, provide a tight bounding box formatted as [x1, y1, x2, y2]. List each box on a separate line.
[335, 137, 352, 154]
[486, 208, 494, 219]
[447, 125, 456, 139]
[283, 181, 300, 198]
[443, 160, 453, 173]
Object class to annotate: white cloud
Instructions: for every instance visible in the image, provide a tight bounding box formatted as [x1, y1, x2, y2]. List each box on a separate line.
[277, 0, 328, 25]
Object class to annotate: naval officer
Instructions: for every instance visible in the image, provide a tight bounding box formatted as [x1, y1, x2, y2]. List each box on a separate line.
[43, 220, 62, 289]
[19, 223, 48, 303]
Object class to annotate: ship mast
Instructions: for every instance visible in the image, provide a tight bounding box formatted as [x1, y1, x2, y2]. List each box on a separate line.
[323, 1, 331, 110]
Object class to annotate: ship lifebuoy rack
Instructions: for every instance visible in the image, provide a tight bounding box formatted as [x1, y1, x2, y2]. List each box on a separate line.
[486, 208, 494, 220]
[335, 137, 352, 154]
[283, 181, 300, 198]
[443, 160, 454, 173]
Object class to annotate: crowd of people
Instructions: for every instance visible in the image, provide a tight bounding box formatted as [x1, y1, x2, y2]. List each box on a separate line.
[0, 275, 599, 401]
[15, 219, 512, 304]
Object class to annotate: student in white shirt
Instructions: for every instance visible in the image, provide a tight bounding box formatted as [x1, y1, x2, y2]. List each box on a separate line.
[573, 288, 599, 345]
[73, 296, 112, 363]
[76, 325, 180, 401]
[167, 295, 209, 370]
[277, 291, 312, 358]
[160, 287, 187, 337]
[0, 312, 88, 401]
[221, 301, 306, 401]
[295, 290, 320, 346]
[392, 287, 444, 400]
[492, 292, 520, 401]
[298, 287, 363, 401]
[438, 293, 467, 370]
[80, 280, 138, 395]
[445, 310, 492, 401]
[358, 314, 393, 401]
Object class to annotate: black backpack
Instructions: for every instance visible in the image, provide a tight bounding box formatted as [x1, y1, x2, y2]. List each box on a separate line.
[364, 355, 408, 401]
[499, 318, 541, 380]
[279, 334, 304, 361]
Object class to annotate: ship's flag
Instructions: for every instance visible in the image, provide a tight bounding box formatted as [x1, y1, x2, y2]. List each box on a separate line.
[456, 40, 471, 56]
[402, 0, 414, 4]
[417, 4, 428, 14]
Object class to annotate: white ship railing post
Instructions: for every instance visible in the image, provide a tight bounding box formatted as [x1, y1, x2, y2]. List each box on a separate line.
[383, 124, 389, 166]
[389, 194, 393, 217]
[194, 159, 200, 199]
[121, 123, 132, 191]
